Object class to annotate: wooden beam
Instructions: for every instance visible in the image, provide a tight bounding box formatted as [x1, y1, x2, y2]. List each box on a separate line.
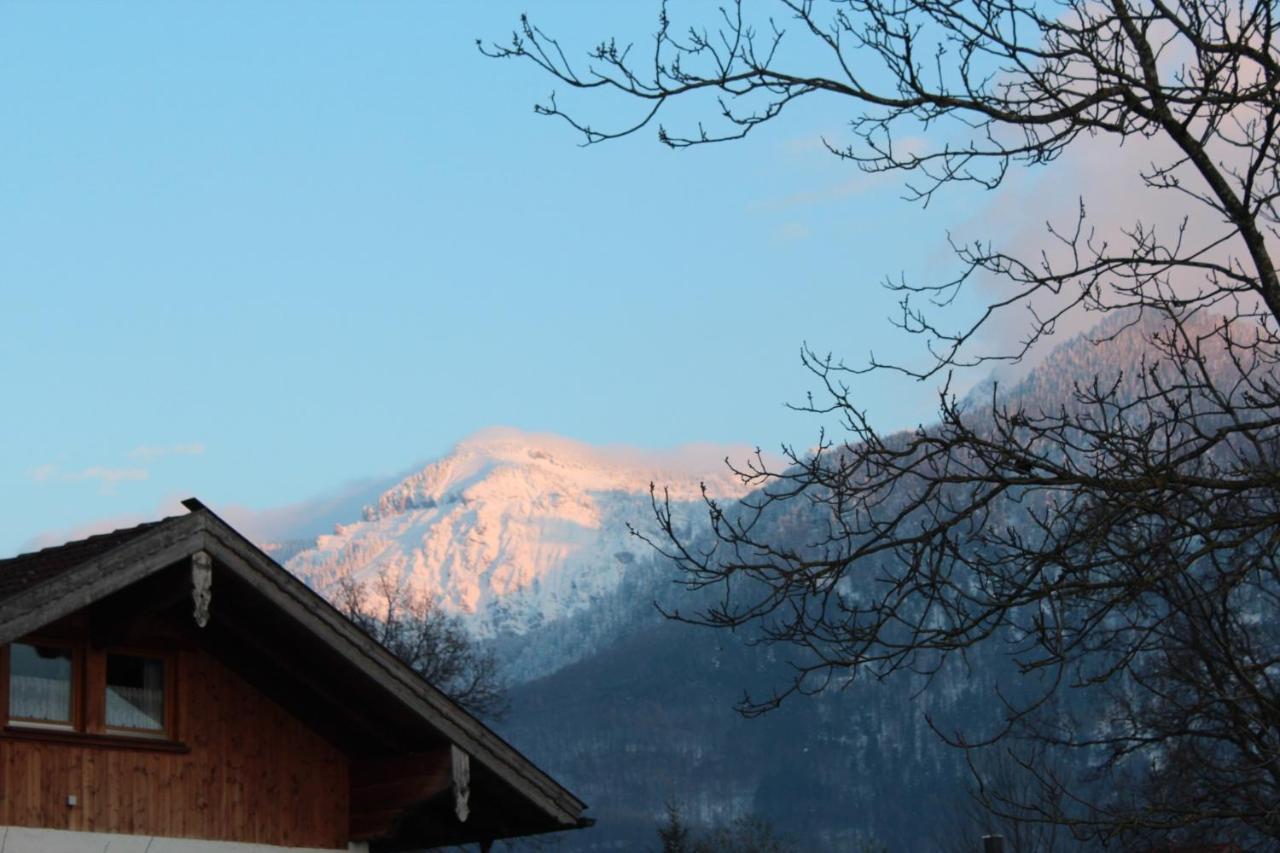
[368, 772, 594, 852]
[350, 749, 452, 841]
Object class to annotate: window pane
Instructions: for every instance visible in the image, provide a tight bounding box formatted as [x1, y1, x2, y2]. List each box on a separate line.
[9, 643, 73, 724]
[106, 655, 164, 731]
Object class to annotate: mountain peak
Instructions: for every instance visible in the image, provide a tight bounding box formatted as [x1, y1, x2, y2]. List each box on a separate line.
[358, 428, 753, 525]
[454, 425, 757, 478]
[286, 429, 753, 644]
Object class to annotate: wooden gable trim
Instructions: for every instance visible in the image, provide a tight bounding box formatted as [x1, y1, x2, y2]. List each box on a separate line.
[196, 515, 588, 828]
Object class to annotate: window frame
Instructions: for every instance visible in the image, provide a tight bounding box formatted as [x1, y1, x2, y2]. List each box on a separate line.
[96, 647, 176, 739]
[3, 640, 81, 732]
[1, 638, 179, 746]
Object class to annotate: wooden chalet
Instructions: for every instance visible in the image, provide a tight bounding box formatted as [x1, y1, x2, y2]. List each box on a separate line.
[0, 498, 590, 852]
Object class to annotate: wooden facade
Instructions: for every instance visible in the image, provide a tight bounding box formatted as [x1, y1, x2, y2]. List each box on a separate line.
[0, 642, 350, 848]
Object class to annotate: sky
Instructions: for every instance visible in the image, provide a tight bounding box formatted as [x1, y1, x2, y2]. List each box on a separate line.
[0, 1, 1096, 555]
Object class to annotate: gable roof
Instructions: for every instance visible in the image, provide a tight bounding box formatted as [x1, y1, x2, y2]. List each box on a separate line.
[0, 500, 590, 846]
[0, 518, 170, 602]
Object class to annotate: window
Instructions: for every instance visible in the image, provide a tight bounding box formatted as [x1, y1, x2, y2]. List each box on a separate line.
[105, 654, 165, 733]
[3, 639, 174, 742]
[9, 643, 74, 728]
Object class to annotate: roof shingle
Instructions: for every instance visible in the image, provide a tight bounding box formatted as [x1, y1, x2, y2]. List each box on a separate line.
[0, 517, 180, 603]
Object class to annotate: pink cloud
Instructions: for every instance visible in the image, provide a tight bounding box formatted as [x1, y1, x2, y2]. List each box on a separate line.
[29, 464, 150, 494]
[916, 128, 1255, 391]
[19, 510, 155, 554]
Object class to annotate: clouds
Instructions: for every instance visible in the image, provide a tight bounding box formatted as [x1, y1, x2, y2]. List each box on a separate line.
[19, 510, 155, 553]
[31, 465, 150, 492]
[128, 442, 206, 461]
[889, 127, 1259, 395]
[30, 441, 204, 494]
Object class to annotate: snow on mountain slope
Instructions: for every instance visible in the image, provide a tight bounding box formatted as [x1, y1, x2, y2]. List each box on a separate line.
[286, 427, 753, 639]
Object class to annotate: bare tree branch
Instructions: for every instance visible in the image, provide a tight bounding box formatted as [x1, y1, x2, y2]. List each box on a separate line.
[490, 0, 1280, 845]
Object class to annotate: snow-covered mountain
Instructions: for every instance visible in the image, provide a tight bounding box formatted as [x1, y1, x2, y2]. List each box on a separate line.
[285, 427, 753, 643]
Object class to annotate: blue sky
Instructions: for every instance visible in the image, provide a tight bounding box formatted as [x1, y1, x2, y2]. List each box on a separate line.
[1, 2, 1017, 555]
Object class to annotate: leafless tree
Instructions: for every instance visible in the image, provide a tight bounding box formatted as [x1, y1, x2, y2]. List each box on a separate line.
[332, 568, 509, 720]
[486, 0, 1280, 846]
[655, 801, 800, 853]
[935, 748, 1073, 853]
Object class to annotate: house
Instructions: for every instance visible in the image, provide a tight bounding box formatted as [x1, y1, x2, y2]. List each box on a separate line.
[0, 498, 590, 852]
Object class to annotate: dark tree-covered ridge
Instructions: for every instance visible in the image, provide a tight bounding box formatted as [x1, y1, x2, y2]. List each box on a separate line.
[488, 1, 1280, 847]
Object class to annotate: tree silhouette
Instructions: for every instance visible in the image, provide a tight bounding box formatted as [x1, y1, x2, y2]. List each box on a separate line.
[332, 567, 508, 720]
[488, 1, 1280, 845]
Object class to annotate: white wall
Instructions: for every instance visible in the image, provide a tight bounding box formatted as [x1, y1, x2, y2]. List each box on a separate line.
[0, 827, 369, 853]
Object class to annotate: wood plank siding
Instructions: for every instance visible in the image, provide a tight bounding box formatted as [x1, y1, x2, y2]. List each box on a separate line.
[0, 646, 349, 849]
